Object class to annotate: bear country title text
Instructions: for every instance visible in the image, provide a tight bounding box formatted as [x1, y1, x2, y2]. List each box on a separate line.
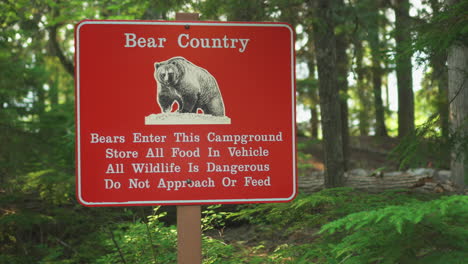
[90, 131, 283, 192]
[123, 33, 250, 53]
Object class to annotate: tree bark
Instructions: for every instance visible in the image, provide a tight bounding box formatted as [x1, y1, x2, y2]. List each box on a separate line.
[307, 60, 320, 139]
[429, 0, 449, 139]
[448, 42, 468, 192]
[49, 78, 59, 110]
[394, 0, 415, 138]
[310, 104, 319, 138]
[368, 3, 388, 137]
[354, 38, 371, 136]
[48, 25, 74, 77]
[336, 0, 350, 170]
[434, 55, 450, 138]
[310, 0, 345, 187]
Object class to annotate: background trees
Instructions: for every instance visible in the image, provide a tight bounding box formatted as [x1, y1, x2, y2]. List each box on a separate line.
[0, 0, 467, 262]
[446, 0, 468, 192]
[394, 0, 416, 138]
[309, 0, 345, 187]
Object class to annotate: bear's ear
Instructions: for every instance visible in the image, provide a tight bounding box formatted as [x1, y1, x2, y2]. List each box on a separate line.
[154, 62, 161, 69]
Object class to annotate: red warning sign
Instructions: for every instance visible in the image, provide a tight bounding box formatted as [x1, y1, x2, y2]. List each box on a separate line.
[75, 20, 296, 206]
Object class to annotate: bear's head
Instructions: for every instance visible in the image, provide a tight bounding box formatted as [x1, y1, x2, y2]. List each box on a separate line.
[154, 59, 183, 86]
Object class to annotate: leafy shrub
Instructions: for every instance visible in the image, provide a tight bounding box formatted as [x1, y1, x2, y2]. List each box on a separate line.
[224, 188, 460, 263]
[390, 115, 451, 169]
[95, 207, 240, 264]
[95, 208, 177, 264]
[202, 205, 230, 232]
[229, 188, 434, 233]
[320, 195, 468, 263]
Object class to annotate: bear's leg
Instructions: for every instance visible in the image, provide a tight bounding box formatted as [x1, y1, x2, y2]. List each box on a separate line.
[203, 97, 225, 116]
[179, 95, 198, 113]
[158, 94, 175, 113]
[174, 98, 184, 113]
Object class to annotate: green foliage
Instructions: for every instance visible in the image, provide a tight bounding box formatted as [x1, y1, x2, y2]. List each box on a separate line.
[202, 236, 236, 264]
[297, 78, 319, 106]
[297, 138, 321, 152]
[202, 205, 229, 232]
[96, 208, 177, 264]
[95, 207, 240, 264]
[390, 114, 451, 169]
[296, 141, 319, 173]
[216, 188, 451, 263]
[320, 195, 468, 263]
[1, 1, 467, 263]
[297, 151, 315, 172]
[415, 0, 468, 59]
[223, 189, 466, 264]
[228, 188, 433, 236]
[391, 113, 468, 170]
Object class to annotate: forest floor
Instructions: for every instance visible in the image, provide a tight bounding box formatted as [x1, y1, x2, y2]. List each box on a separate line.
[204, 136, 438, 260]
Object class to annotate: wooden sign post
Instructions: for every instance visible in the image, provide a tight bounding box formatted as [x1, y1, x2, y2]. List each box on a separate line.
[175, 12, 202, 264]
[177, 205, 201, 264]
[175, 9, 202, 264]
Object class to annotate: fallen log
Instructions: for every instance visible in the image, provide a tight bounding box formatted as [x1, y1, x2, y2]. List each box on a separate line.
[298, 168, 456, 194]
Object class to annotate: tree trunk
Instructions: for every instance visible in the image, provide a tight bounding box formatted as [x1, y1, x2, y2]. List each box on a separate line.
[48, 25, 74, 77]
[310, 0, 345, 187]
[448, 42, 468, 192]
[385, 60, 391, 108]
[307, 61, 320, 139]
[368, 3, 388, 137]
[429, 0, 449, 139]
[354, 38, 371, 136]
[394, 0, 415, 138]
[433, 54, 450, 138]
[49, 80, 59, 110]
[310, 106, 319, 138]
[336, 0, 350, 170]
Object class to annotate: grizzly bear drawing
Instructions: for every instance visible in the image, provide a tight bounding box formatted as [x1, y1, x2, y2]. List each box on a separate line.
[154, 57, 225, 116]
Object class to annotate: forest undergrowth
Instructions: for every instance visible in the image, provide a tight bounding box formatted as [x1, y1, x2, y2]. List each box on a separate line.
[2, 183, 467, 264]
[1, 131, 466, 263]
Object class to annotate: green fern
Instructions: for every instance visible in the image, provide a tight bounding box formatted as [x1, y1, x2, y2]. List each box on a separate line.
[320, 195, 468, 263]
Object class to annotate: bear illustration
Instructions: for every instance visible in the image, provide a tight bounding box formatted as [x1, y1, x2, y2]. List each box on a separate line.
[154, 57, 225, 116]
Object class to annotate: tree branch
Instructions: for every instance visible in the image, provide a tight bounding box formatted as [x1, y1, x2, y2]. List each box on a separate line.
[48, 25, 74, 77]
[107, 227, 127, 264]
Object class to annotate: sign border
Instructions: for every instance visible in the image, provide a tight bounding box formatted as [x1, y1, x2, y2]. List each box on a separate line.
[75, 20, 297, 206]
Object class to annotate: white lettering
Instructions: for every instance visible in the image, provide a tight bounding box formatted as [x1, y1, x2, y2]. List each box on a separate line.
[176, 34, 250, 53]
[239, 39, 250, 52]
[178, 33, 189, 48]
[206, 162, 270, 175]
[157, 178, 215, 191]
[207, 132, 283, 145]
[128, 178, 150, 189]
[124, 33, 167, 48]
[90, 133, 125, 143]
[171, 147, 200, 158]
[244, 176, 271, 187]
[105, 148, 138, 158]
[228, 146, 269, 157]
[124, 33, 136, 47]
[104, 179, 121, 189]
[133, 133, 167, 143]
